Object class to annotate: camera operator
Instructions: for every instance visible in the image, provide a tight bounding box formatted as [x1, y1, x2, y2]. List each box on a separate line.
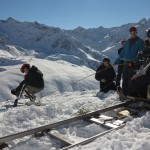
[127, 29, 150, 98]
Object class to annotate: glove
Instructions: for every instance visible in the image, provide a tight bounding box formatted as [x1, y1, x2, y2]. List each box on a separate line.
[113, 80, 116, 85]
[101, 79, 106, 83]
[11, 89, 17, 95]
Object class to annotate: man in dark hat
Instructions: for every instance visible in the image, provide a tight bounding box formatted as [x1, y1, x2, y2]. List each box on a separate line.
[114, 26, 144, 98]
[11, 63, 44, 106]
[95, 58, 116, 93]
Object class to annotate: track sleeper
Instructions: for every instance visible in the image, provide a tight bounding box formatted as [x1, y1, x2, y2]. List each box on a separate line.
[46, 130, 75, 146]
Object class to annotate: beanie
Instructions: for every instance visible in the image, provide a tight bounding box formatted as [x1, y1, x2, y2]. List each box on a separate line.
[103, 57, 110, 63]
[20, 64, 30, 73]
[129, 26, 137, 32]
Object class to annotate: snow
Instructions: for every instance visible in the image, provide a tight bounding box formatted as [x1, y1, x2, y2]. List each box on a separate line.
[0, 90, 119, 149]
[0, 90, 150, 150]
[0, 56, 99, 100]
[0, 18, 150, 150]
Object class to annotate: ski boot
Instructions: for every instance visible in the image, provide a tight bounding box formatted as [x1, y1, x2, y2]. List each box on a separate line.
[117, 86, 127, 101]
[13, 99, 18, 107]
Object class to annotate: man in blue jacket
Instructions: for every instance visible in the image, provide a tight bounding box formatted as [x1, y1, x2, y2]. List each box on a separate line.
[114, 26, 144, 97]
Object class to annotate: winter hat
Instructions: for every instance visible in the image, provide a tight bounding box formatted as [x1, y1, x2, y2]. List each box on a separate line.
[103, 57, 110, 63]
[20, 63, 30, 73]
[147, 29, 150, 38]
[129, 26, 137, 32]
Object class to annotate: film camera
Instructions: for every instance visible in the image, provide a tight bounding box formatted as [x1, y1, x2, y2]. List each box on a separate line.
[137, 48, 150, 67]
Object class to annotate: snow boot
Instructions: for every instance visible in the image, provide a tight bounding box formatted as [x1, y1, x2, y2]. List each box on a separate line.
[13, 99, 18, 107]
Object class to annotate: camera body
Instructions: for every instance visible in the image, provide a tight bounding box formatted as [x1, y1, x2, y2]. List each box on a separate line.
[137, 48, 150, 67]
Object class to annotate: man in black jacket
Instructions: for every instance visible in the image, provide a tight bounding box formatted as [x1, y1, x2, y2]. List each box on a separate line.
[11, 64, 44, 106]
[95, 58, 116, 93]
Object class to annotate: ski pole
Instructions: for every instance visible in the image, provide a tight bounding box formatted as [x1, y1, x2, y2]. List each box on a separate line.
[14, 84, 25, 106]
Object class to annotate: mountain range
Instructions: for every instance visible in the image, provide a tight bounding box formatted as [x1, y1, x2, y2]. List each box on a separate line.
[0, 17, 150, 70]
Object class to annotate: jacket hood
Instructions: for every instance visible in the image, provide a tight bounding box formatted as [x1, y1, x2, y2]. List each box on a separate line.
[30, 65, 38, 71]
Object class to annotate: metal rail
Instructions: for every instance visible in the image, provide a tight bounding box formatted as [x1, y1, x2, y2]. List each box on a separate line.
[127, 96, 150, 103]
[0, 101, 131, 144]
[0, 100, 137, 150]
[62, 124, 125, 150]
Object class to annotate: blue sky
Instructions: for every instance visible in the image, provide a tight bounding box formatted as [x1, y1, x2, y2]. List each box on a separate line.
[0, 0, 149, 29]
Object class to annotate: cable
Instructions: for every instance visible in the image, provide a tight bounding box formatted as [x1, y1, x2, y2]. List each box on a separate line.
[48, 64, 118, 95]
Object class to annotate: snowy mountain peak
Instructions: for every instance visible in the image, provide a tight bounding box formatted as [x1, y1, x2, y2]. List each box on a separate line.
[73, 26, 85, 32]
[139, 18, 147, 24]
[6, 17, 19, 23]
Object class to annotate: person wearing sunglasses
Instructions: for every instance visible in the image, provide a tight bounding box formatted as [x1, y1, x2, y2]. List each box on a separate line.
[114, 26, 144, 98]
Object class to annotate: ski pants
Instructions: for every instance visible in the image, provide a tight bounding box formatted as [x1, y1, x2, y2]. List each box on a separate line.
[24, 85, 44, 94]
[12, 82, 43, 97]
[100, 81, 116, 93]
[122, 62, 134, 96]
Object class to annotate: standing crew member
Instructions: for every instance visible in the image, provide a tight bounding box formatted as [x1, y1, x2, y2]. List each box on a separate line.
[114, 27, 144, 96]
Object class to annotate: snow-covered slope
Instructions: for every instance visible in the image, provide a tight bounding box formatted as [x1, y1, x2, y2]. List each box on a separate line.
[0, 52, 98, 100]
